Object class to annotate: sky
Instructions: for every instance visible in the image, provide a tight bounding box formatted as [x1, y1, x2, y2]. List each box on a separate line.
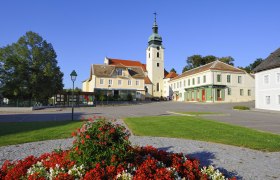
[1, 0, 280, 89]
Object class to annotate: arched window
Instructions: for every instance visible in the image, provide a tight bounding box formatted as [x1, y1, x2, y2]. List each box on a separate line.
[157, 83, 159, 92]
[157, 52, 159, 58]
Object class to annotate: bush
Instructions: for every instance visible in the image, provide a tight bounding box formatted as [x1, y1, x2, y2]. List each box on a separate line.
[70, 118, 132, 169]
[233, 106, 250, 110]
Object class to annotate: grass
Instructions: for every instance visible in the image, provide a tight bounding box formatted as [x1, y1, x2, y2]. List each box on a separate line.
[0, 121, 84, 147]
[124, 116, 280, 152]
[233, 106, 250, 110]
[175, 112, 223, 116]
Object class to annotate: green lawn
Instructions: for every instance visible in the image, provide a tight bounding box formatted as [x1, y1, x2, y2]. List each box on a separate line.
[0, 121, 84, 147]
[175, 112, 223, 116]
[124, 116, 280, 152]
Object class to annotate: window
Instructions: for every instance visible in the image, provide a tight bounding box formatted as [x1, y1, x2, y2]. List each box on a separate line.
[240, 89, 244, 96]
[228, 88, 231, 95]
[174, 83, 176, 89]
[203, 75, 206, 83]
[248, 90, 251, 96]
[264, 75, 269, 84]
[157, 63, 159, 67]
[227, 75, 231, 83]
[100, 79, 104, 85]
[157, 83, 159, 91]
[145, 86, 148, 93]
[179, 81, 182, 88]
[184, 80, 186, 87]
[197, 77, 200, 84]
[177, 82, 179, 88]
[118, 80, 122, 85]
[128, 80, 132, 86]
[188, 79, 190, 86]
[217, 74, 221, 82]
[277, 73, 280, 83]
[149, 53, 150, 58]
[136, 80, 139, 86]
[192, 78, 195, 85]
[157, 52, 159, 58]
[171, 84, 173, 89]
[116, 69, 123, 76]
[108, 79, 112, 85]
[238, 76, 242, 84]
[266, 96, 270, 105]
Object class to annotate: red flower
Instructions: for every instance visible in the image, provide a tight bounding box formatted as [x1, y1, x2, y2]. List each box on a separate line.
[86, 135, 90, 139]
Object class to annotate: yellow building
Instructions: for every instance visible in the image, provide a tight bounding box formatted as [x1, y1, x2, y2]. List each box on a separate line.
[82, 15, 172, 100]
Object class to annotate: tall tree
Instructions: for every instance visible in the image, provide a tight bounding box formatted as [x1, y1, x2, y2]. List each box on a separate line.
[0, 31, 64, 104]
[170, 68, 177, 73]
[238, 58, 263, 73]
[182, 55, 235, 72]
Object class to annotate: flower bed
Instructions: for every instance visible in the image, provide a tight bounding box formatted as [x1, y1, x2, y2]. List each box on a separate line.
[0, 117, 236, 180]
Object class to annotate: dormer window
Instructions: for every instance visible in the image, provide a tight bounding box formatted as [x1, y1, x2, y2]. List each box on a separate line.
[116, 69, 123, 76]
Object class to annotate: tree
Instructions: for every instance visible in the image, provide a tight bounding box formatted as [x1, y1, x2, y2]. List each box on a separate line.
[218, 56, 234, 66]
[170, 68, 177, 73]
[0, 31, 64, 104]
[238, 58, 263, 73]
[182, 55, 235, 73]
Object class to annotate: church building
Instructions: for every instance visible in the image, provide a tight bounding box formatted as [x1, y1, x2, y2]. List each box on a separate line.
[82, 15, 174, 100]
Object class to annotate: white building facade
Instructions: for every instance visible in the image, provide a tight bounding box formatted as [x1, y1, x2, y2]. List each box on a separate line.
[254, 48, 280, 111]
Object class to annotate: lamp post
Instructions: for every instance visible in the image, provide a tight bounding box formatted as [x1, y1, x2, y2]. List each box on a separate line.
[107, 85, 111, 105]
[70, 70, 77, 121]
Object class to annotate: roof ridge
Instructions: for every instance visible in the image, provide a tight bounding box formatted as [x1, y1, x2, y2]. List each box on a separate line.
[211, 60, 246, 73]
[210, 60, 220, 68]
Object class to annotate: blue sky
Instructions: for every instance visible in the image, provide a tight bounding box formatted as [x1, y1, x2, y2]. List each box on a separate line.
[1, 0, 280, 88]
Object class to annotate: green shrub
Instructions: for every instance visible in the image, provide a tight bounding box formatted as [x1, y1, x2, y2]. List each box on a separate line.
[233, 106, 250, 110]
[70, 118, 132, 169]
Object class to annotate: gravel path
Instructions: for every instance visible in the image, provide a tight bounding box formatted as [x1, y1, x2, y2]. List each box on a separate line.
[1, 136, 280, 180]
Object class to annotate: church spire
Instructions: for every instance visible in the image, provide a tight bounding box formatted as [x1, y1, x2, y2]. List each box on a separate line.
[148, 12, 162, 46]
[152, 12, 158, 34]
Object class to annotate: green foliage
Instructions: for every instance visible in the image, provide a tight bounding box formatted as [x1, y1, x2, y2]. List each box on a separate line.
[0, 31, 64, 104]
[182, 55, 235, 72]
[238, 58, 263, 73]
[233, 106, 250, 110]
[70, 119, 132, 168]
[170, 68, 177, 73]
[124, 116, 280, 151]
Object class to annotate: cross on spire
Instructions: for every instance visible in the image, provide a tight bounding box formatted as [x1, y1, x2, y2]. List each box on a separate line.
[153, 12, 157, 23]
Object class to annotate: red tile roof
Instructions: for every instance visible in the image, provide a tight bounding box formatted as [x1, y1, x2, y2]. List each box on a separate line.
[108, 58, 147, 72]
[144, 77, 152, 84]
[165, 72, 178, 79]
[171, 60, 245, 81]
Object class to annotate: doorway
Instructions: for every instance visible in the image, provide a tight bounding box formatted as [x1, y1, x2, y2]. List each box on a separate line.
[202, 89, 206, 101]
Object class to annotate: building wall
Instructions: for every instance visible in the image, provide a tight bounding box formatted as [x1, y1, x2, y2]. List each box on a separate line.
[169, 70, 255, 102]
[94, 77, 144, 91]
[212, 71, 255, 102]
[82, 75, 95, 92]
[146, 46, 164, 97]
[255, 67, 280, 111]
[145, 84, 153, 98]
[163, 78, 172, 98]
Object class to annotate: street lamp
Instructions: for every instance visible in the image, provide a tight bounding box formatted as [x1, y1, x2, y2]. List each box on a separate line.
[70, 70, 77, 121]
[107, 85, 111, 105]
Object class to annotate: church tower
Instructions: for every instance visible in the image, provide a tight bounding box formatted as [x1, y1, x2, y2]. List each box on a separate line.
[146, 13, 165, 97]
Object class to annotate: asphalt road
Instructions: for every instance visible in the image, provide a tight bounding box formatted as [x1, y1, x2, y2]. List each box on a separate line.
[1, 101, 280, 134]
